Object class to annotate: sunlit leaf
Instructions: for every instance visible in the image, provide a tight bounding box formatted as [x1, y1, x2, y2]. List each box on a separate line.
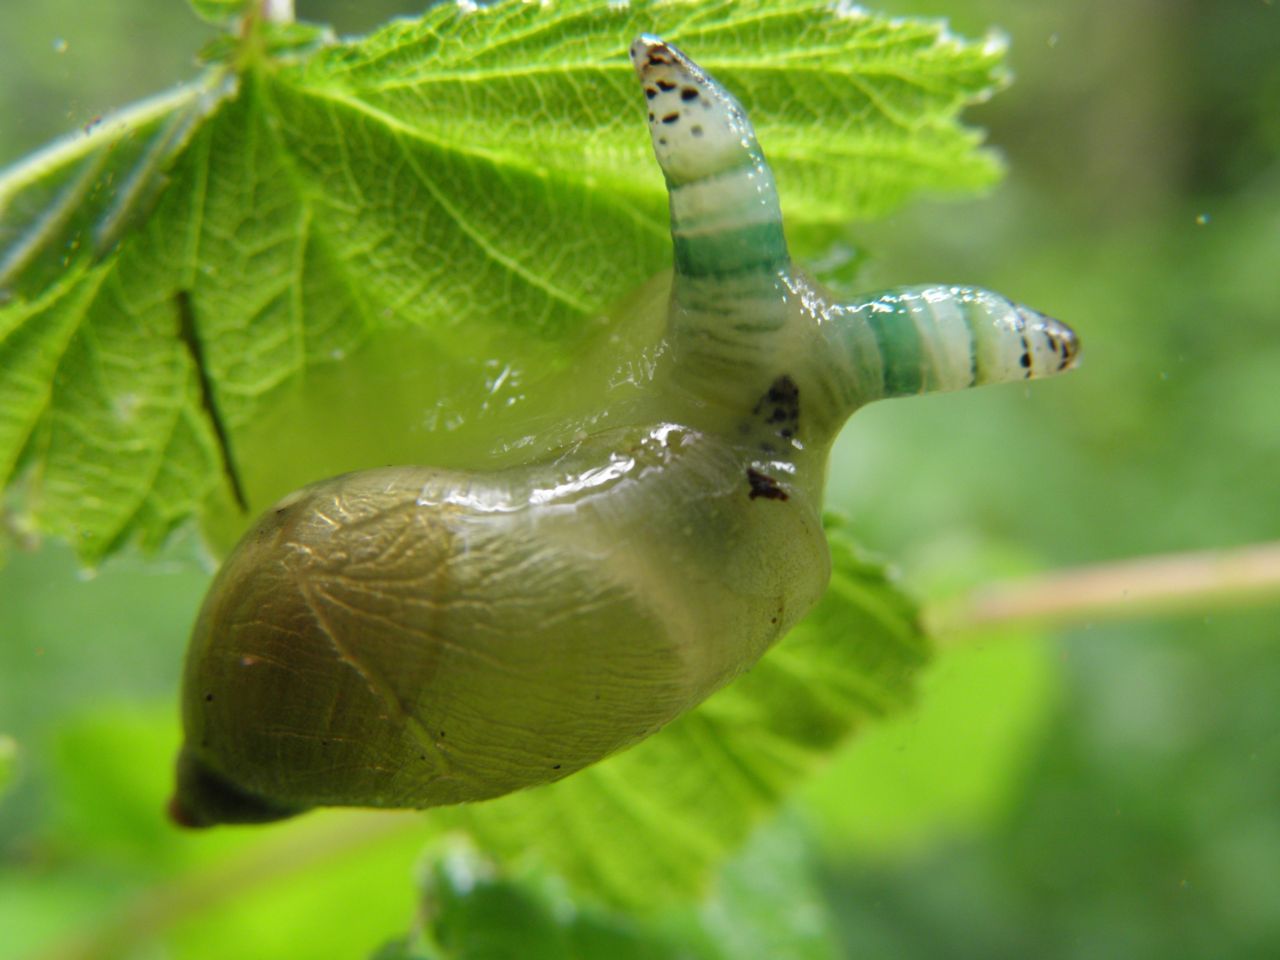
[0, 0, 1006, 561]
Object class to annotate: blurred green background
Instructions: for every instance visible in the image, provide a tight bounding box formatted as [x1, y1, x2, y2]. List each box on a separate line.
[1, 1, 1278, 958]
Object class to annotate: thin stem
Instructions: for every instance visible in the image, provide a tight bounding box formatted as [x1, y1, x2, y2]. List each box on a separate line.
[927, 541, 1280, 638]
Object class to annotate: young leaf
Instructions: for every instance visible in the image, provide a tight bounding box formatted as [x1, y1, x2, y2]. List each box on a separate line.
[188, 0, 254, 26]
[437, 523, 929, 909]
[0, 0, 1007, 562]
[383, 816, 842, 960]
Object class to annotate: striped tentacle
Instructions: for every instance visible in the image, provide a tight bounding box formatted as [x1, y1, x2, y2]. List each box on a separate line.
[630, 36, 797, 407]
[820, 284, 1080, 410]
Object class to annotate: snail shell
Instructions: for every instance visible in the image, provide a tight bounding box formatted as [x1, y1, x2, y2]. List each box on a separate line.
[171, 36, 1078, 827]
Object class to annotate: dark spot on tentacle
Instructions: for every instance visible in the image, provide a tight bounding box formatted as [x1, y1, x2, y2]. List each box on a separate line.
[656, 79, 677, 91]
[747, 468, 789, 501]
[661, 112, 680, 124]
[681, 87, 699, 101]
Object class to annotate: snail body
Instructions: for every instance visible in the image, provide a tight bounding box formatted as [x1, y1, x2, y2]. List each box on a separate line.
[176, 426, 828, 823]
[172, 37, 1078, 827]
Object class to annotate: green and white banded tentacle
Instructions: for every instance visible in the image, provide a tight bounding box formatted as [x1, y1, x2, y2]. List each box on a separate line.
[632, 36, 1078, 448]
[630, 34, 787, 284]
[630, 36, 800, 419]
[815, 283, 1080, 411]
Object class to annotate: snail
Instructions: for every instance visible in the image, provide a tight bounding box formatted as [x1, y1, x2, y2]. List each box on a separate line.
[170, 36, 1079, 827]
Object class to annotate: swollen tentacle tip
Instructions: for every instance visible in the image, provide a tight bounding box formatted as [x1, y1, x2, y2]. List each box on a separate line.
[629, 34, 756, 185]
[1017, 304, 1082, 376]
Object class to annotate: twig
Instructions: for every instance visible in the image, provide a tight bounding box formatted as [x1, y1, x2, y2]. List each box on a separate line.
[927, 541, 1280, 638]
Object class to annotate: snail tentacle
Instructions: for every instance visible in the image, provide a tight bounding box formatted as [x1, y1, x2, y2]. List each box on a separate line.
[629, 35, 789, 284]
[810, 284, 1081, 414]
[630, 35, 800, 425]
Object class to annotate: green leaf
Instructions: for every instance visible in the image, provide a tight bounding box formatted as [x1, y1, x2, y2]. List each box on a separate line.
[410, 845, 678, 960]
[0, 0, 1007, 562]
[695, 814, 842, 960]
[379, 816, 842, 960]
[439, 523, 929, 909]
[188, 0, 253, 26]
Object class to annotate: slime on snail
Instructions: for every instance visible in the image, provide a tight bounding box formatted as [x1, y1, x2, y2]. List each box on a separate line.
[170, 36, 1079, 828]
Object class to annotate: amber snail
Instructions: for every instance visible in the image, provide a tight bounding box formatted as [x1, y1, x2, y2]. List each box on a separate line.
[170, 36, 1079, 827]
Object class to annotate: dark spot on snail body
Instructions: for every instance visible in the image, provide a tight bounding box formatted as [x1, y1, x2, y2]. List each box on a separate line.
[656, 79, 676, 91]
[752, 374, 801, 445]
[1020, 352, 1031, 369]
[691, 125, 704, 137]
[662, 112, 680, 124]
[763, 375, 800, 410]
[681, 87, 699, 101]
[645, 86, 657, 99]
[747, 468, 789, 501]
